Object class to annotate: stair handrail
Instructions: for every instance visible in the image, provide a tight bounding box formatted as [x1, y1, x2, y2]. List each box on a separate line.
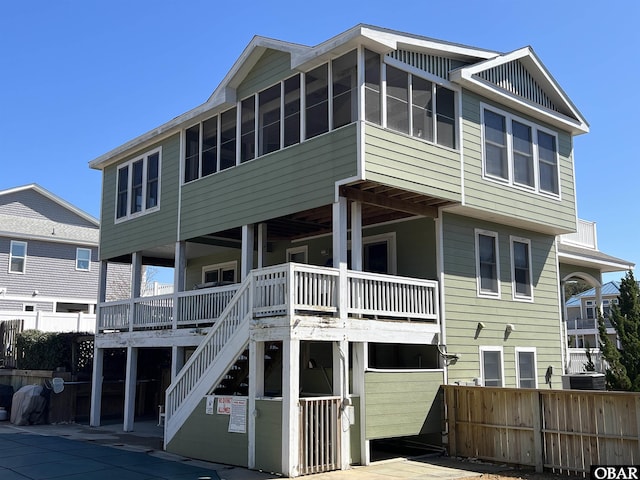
[165, 273, 253, 422]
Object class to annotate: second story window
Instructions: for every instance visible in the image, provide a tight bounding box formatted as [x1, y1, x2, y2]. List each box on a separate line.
[305, 64, 329, 139]
[76, 248, 91, 271]
[116, 148, 161, 221]
[9, 240, 27, 274]
[482, 105, 560, 197]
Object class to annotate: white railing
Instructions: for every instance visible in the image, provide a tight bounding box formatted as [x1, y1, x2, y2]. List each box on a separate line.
[565, 318, 613, 331]
[165, 276, 252, 444]
[560, 219, 597, 249]
[348, 271, 438, 320]
[567, 348, 607, 374]
[98, 263, 440, 331]
[141, 281, 174, 297]
[0, 311, 96, 333]
[299, 396, 342, 475]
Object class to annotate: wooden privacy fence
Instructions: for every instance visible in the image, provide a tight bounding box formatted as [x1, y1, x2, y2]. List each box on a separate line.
[444, 385, 640, 475]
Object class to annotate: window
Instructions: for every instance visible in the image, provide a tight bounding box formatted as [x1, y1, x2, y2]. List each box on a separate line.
[23, 304, 35, 312]
[202, 116, 218, 176]
[9, 241, 27, 273]
[511, 237, 532, 300]
[287, 246, 308, 264]
[116, 148, 161, 220]
[332, 50, 357, 129]
[482, 105, 560, 196]
[283, 75, 301, 147]
[585, 301, 595, 319]
[516, 348, 537, 388]
[305, 64, 329, 139]
[220, 108, 237, 170]
[259, 84, 281, 155]
[384, 64, 456, 148]
[480, 346, 504, 386]
[76, 248, 91, 271]
[364, 49, 381, 124]
[475, 230, 500, 297]
[240, 97, 256, 163]
[202, 261, 237, 285]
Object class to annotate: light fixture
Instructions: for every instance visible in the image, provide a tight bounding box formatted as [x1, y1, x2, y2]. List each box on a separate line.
[477, 322, 485, 330]
[32, 290, 39, 296]
[506, 323, 515, 333]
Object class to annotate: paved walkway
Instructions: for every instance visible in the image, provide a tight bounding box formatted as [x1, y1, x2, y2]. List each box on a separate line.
[0, 421, 511, 480]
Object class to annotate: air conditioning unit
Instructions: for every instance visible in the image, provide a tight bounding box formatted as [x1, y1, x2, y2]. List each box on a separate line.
[561, 373, 606, 390]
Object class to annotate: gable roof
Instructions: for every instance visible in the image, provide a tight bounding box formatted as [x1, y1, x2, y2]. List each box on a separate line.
[89, 24, 583, 169]
[449, 47, 589, 134]
[0, 184, 99, 246]
[566, 281, 627, 306]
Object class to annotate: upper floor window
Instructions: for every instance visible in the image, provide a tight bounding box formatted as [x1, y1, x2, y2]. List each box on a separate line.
[482, 105, 560, 196]
[116, 148, 161, 221]
[511, 236, 532, 300]
[364, 48, 381, 124]
[76, 248, 91, 271]
[9, 240, 27, 274]
[475, 229, 500, 297]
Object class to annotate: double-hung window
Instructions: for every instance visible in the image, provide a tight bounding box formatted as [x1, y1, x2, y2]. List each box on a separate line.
[9, 240, 27, 274]
[515, 347, 537, 388]
[511, 236, 532, 300]
[116, 148, 161, 221]
[482, 105, 560, 196]
[76, 248, 91, 271]
[475, 229, 500, 297]
[480, 346, 504, 386]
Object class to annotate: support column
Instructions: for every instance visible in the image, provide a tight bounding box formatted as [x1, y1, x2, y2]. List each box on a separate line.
[171, 346, 185, 380]
[242, 224, 255, 281]
[173, 241, 186, 330]
[333, 198, 348, 321]
[123, 346, 138, 432]
[89, 347, 104, 426]
[282, 338, 300, 478]
[351, 201, 362, 271]
[352, 342, 369, 465]
[334, 340, 350, 470]
[248, 341, 265, 469]
[132, 252, 143, 298]
[257, 223, 267, 269]
[595, 285, 603, 348]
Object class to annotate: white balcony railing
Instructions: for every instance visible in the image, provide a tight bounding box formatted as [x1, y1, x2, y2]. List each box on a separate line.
[560, 219, 597, 249]
[98, 263, 440, 332]
[565, 318, 613, 331]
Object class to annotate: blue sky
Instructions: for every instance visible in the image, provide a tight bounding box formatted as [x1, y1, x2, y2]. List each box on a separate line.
[1, 1, 638, 283]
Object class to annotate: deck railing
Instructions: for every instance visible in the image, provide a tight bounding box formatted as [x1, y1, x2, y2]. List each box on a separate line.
[299, 396, 342, 475]
[98, 263, 440, 332]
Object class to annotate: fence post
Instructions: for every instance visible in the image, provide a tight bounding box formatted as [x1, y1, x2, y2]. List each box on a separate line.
[532, 391, 544, 473]
[445, 386, 457, 457]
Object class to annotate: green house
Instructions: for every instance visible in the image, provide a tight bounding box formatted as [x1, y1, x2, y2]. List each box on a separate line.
[88, 25, 632, 476]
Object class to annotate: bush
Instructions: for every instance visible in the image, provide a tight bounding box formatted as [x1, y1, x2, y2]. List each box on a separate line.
[15, 330, 93, 373]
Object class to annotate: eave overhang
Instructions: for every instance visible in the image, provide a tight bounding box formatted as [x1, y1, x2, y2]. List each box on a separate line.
[558, 244, 634, 273]
[450, 47, 589, 135]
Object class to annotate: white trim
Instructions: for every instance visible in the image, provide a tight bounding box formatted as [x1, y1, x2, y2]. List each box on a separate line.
[356, 232, 397, 275]
[286, 245, 308, 264]
[515, 346, 538, 388]
[202, 260, 238, 284]
[510, 236, 533, 302]
[480, 103, 561, 200]
[479, 345, 504, 387]
[475, 229, 500, 298]
[9, 240, 27, 274]
[75, 247, 92, 272]
[114, 147, 162, 223]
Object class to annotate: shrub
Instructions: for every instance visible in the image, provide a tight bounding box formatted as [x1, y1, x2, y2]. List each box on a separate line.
[15, 330, 93, 373]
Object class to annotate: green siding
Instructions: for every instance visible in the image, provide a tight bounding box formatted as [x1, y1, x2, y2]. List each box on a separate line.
[364, 371, 443, 440]
[180, 124, 358, 239]
[442, 212, 564, 387]
[559, 264, 601, 284]
[237, 49, 294, 100]
[255, 399, 282, 473]
[461, 91, 576, 233]
[167, 396, 248, 466]
[364, 124, 461, 202]
[99, 134, 180, 260]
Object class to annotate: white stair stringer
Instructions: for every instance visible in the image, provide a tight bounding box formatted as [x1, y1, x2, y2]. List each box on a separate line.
[164, 277, 253, 447]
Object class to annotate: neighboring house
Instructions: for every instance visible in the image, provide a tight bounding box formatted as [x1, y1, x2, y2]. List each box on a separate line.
[0, 184, 100, 319]
[87, 25, 632, 476]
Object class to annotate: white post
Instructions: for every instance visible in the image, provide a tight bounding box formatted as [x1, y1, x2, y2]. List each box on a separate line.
[248, 341, 265, 469]
[334, 340, 350, 469]
[351, 201, 362, 271]
[242, 224, 255, 281]
[333, 198, 348, 321]
[89, 347, 104, 426]
[171, 346, 184, 380]
[123, 346, 138, 432]
[257, 223, 267, 269]
[352, 342, 369, 465]
[282, 338, 300, 477]
[173, 241, 186, 330]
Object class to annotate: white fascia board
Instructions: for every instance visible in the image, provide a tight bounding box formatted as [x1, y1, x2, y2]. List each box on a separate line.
[451, 47, 589, 134]
[0, 231, 99, 247]
[558, 251, 635, 273]
[0, 184, 99, 227]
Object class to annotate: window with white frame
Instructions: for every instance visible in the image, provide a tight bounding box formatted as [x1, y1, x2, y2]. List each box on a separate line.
[384, 64, 456, 149]
[287, 246, 308, 264]
[475, 229, 500, 297]
[202, 261, 237, 285]
[9, 240, 27, 273]
[76, 248, 92, 271]
[585, 300, 595, 319]
[482, 104, 560, 196]
[515, 347, 537, 388]
[510, 236, 532, 300]
[116, 148, 161, 220]
[480, 346, 504, 386]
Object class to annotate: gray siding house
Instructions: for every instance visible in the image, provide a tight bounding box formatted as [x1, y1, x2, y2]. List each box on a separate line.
[88, 25, 631, 476]
[0, 184, 100, 314]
